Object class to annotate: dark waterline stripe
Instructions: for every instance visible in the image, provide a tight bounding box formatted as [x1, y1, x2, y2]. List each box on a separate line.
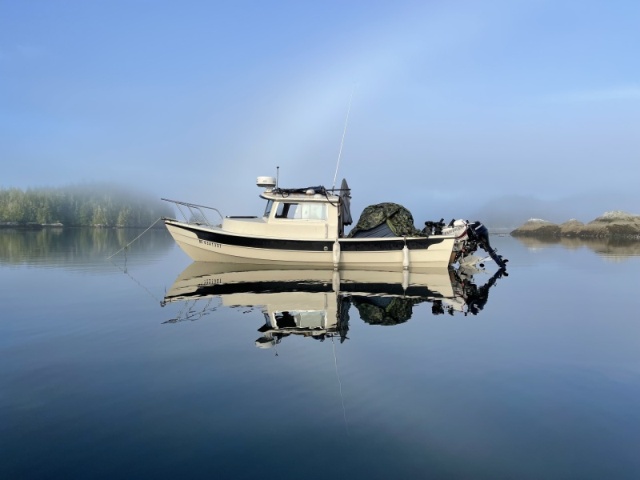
[168, 222, 446, 252]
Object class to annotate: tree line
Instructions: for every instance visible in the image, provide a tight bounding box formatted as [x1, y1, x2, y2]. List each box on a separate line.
[0, 183, 174, 227]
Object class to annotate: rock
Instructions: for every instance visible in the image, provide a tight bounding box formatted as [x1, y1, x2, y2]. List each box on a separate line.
[593, 211, 640, 223]
[510, 211, 640, 239]
[577, 211, 640, 238]
[510, 218, 561, 237]
[559, 219, 585, 237]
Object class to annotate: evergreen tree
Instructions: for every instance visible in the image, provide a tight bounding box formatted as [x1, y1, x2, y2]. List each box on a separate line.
[0, 183, 173, 227]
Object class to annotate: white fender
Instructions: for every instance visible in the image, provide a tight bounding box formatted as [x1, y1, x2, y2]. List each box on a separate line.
[402, 243, 410, 269]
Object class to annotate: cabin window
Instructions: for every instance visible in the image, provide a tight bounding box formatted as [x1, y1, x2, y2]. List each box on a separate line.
[300, 203, 326, 220]
[263, 200, 274, 218]
[275, 202, 326, 220]
[296, 311, 326, 328]
[275, 202, 298, 219]
[274, 310, 326, 328]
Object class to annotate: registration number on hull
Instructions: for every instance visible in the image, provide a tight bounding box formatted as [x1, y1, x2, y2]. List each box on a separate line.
[199, 239, 222, 248]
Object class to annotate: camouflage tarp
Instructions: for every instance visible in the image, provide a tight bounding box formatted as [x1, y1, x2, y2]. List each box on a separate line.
[347, 202, 424, 237]
[352, 296, 420, 325]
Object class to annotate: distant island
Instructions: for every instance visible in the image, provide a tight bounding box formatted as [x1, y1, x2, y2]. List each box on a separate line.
[510, 211, 640, 239]
[0, 183, 174, 228]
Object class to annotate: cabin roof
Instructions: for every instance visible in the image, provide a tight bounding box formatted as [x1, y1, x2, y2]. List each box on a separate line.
[260, 186, 342, 204]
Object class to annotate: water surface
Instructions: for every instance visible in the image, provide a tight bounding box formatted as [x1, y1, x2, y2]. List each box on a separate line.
[1, 230, 639, 479]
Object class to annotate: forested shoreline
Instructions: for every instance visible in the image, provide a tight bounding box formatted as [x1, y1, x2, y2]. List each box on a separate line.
[0, 184, 174, 227]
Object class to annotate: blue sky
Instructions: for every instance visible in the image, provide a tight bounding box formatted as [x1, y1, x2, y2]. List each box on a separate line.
[1, 0, 639, 223]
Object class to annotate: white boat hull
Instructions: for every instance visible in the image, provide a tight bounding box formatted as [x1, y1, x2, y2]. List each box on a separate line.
[165, 219, 456, 269]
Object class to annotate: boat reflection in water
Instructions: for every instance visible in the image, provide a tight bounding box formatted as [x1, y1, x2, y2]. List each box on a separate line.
[161, 263, 507, 348]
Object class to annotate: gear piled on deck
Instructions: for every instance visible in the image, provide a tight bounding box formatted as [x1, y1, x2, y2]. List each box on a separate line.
[347, 202, 424, 238]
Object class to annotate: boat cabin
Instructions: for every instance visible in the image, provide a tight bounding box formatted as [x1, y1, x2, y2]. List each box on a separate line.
[221, 176, 352, 239]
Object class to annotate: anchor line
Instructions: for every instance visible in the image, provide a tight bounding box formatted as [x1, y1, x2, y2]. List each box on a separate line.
[106, 217, 163, 259]
[109, 257, 162, 304]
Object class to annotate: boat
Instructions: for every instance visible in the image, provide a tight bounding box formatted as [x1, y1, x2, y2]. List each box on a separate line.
[161, 262, 507, 347]
[162, 177, 507, 270]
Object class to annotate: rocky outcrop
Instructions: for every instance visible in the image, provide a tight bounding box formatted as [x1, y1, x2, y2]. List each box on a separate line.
[510, 218, 560, 237]
[559, 219, 585, 236]
[511, 211, 640, 239]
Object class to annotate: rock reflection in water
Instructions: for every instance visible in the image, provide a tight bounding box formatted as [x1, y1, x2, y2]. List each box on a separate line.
[513, 236, 640, 258]
[161, 263, 507, 348]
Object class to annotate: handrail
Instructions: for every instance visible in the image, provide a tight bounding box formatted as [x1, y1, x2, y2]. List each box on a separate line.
[161, 198, 224, 227]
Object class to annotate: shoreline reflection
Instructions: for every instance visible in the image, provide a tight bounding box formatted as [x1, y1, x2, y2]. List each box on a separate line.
[0, 227, 173, 268]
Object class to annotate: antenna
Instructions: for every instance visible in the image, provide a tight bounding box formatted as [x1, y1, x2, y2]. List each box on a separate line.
[276, 166, 279, 189]
[332, 86, 357, 190]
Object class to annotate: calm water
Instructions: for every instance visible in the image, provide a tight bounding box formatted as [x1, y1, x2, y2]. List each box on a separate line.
[1, 228, 640, 480]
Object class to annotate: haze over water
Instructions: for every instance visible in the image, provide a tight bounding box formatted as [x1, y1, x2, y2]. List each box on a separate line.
[2, 1, 639, 222]
[1, 228, 639, 479]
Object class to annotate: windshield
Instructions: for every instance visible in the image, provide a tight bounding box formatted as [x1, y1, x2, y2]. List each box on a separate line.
[275, 202, 327, 220]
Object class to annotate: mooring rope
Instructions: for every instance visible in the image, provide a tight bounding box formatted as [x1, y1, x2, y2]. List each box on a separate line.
[106, 217, 163, 259]
[109, 255, 163, 304]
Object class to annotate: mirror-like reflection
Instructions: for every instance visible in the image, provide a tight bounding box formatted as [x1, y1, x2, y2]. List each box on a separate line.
[162, 263, 507, 348]
[4, 232, 640, 479]
[513, 235, 640, 258]
[0, 227, 174, 269]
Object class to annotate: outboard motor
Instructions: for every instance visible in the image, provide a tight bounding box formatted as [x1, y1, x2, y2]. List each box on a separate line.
[468, 221, 508, 269]
[424, 217, 508, 270]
